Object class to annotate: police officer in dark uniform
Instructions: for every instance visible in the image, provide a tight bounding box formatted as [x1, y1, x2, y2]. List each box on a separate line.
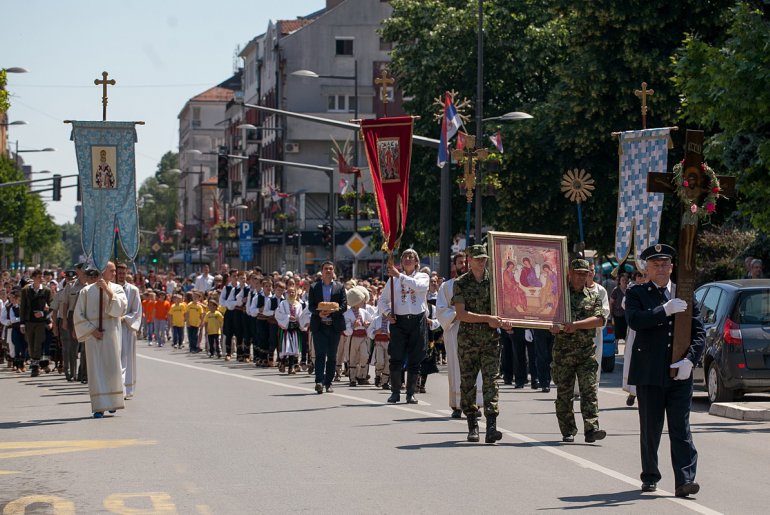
[625, 244, 705, 497]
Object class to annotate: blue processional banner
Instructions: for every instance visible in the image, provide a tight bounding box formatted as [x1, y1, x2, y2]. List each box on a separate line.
[70, 121, 140, 270]
[614, 128, 671, 268]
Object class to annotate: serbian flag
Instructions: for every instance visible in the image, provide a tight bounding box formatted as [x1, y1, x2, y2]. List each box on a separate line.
[360, 116, 415, 252]
[437, 92, 463, 168]
[489, 130, 504, 153]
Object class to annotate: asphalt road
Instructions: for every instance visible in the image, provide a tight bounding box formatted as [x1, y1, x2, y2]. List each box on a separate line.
[2, 342, 768, 514]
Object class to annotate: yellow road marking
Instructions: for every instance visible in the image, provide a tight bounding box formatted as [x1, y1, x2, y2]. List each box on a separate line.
[0, 439, 156, 460]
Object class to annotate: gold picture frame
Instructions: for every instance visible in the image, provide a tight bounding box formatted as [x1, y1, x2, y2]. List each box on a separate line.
[487, 231, 571, 329]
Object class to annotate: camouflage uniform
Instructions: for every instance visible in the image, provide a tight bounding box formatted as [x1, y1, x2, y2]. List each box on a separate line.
[553, 286, 604, 437]
[453, 269, 500, 417]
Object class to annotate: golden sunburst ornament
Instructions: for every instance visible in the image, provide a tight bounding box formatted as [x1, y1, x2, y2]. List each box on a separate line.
[560, 168, 595, 203]
[432, 90, 472, 125]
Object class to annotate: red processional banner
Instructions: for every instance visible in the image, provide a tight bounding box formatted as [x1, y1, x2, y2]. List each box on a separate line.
[359, 116, 415, 252]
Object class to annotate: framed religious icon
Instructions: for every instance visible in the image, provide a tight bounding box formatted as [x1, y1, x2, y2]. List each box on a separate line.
[487, 231, 571, 329]
[377, 137, 400, 183]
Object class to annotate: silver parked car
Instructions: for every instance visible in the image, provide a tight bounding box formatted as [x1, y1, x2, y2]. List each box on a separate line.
[692, 279, 770, 403]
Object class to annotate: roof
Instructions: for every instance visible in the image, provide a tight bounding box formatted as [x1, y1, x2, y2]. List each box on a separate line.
[701, 279, 770, 290]
[190, 86, 235, 103]
[277, 18, 316, 36]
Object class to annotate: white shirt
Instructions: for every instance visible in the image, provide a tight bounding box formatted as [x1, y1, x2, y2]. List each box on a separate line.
[275, 299, 307, 330]
[194, 273, 214, 293]
[343, 305, 375, 336]
[377, 270, 430, 316]
[435, 278, 457, 332]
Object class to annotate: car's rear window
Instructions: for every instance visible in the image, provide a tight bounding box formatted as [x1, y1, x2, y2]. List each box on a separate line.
[736, 291, 770, 325]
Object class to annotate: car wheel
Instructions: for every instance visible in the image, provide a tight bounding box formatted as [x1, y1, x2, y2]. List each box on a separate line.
[601, 356, 615, 373]
[707, 363, 735, 403]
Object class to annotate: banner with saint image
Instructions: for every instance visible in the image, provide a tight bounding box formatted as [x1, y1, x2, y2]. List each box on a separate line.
[360, 116, 414, 252]
[70, 121, 140, 270]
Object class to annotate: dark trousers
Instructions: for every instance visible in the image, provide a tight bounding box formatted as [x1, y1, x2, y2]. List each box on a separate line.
[533, 329, 553, 387]
[388, 314, 427, 389]
[222, 311, 236, 356]
[233, 310, 246, 357]
[312, 324, 340, 386]
[25, 322, 47, 363]
[207, 334, 220, 356]
[255, 319, 269, 359]
[636, 379, 698, 487]
[613, 315, 628, 341]
[187, 326, 200, 352]
[500, 330, 515, 383]
[512, 328, 537, 386]
[11, 328, 26, 368]
[172, 326, 184, 346]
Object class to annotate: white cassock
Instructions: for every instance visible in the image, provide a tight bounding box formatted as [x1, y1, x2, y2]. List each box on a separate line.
[74, 282, 128, 413]
[120, 281, 142, 397]
[436, 278, 482, 411]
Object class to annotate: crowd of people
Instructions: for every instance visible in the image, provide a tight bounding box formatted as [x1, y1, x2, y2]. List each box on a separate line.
[5, 241, 760, 497]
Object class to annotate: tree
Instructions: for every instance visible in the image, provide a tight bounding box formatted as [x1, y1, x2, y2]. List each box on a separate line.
[137, 151, 180, 264]
[673, 2, 770, 234]
[383, 0, 733, 255]
[0, 155, 28, 242]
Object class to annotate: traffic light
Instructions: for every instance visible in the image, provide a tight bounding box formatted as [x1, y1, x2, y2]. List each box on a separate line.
[217, 153, 229, 189]
[246, 157, 260, 190]
[320, 223, 332, 248]
[52, 174, 62, 201]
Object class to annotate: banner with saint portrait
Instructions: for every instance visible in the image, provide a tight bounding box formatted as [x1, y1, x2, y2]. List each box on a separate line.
[70, 121, 140, 270]
[360, 116, 415, 252]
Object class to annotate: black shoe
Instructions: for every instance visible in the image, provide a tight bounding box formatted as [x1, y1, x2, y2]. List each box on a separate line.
[626, 394, 636, 407]
[315, 383, 323, 394]
[585, 429, 607, 443]
[467, 415, 480, 443]
[374, 376, 381, 387]
[503, 380, 513, 385]
[349, 381, 357, 387]
[562, 435, 575, 443]
[675, 482, 700, 498]
[450, 408, 462, 419]
[325, 385, 334, 393]
[406, 394, 418, 404]
[531, 382, 540, 390]
[381, 382, 390, 390]
[641, 481, 657, 493]
[387, 392, 400, 403]
[484, 415, 503, 444]
[513, 384, 524, 389]
[31, 368, 40, 378]
[542, 387, 551, 393]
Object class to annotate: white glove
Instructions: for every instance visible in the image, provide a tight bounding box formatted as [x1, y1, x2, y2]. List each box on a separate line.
[663, 298, 687, 316]
[670, 358, 694, 380]
[524, 329, 534, 342]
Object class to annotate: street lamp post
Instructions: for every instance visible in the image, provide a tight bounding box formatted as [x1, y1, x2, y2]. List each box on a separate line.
[290, 62, 358, 271]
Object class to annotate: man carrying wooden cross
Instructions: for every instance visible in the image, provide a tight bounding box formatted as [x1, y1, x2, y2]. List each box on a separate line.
[625, 244, 705, 497]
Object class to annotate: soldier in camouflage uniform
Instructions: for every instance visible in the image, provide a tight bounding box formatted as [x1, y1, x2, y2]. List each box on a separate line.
[549, 259, 607, 443]
[453, 244, 513, 443]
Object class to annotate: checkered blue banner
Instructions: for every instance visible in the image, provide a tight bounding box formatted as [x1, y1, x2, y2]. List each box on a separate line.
[70, 121, 140, 270]
[615, 128, 671, 268]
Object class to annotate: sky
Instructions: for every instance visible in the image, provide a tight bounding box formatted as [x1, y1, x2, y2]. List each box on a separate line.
[2, 0, 326, 225]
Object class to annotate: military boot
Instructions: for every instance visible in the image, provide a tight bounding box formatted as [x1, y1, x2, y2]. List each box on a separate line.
[467, 414, 480, 443]
[485, 415, 503, 444]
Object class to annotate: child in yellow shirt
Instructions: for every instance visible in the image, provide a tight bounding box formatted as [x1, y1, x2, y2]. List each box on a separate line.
[204, 299, 225, 358]
[184, 291, 205, 353]
[168, 294, 187, 349]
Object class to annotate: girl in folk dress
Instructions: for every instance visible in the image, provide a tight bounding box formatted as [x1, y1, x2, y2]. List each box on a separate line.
[275, 286, 307, 374]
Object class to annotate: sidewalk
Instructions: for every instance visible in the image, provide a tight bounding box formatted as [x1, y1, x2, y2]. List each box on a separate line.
[710, 402, 770, 421]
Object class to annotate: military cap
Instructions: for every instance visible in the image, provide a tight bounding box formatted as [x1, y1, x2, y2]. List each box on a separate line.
[74, 262, 86, 269]
[640, 243, 676, 261]
[570, 258, 592, 272]
[467, 244, 489, 259]
[85, 267, 100, 277]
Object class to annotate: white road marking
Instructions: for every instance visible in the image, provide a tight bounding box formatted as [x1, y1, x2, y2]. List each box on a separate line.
[138, 352, 722, 515]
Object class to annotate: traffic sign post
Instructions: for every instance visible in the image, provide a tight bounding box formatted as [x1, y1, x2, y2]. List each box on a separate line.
[239, 222, 253, 263]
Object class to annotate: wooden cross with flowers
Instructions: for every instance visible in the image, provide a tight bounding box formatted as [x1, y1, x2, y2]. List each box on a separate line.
[647, 129, 735, 371]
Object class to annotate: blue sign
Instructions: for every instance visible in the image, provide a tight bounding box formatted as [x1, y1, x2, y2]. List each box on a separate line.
[239, 222, 253, 262]
[184, 251, 192, 264]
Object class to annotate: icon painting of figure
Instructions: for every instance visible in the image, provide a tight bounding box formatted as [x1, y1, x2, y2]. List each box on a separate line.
[93, 148, 116, 189]
[502, 260, 527, 314]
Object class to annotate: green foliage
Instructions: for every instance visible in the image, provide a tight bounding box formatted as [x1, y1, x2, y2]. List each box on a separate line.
[137, 151, 180, 256]
[696, 226, 756, 283]
[59, 222, 83, 265]
[383, 0, 732, 255]
[19, 193, 58, 252]
[0, 69, 10, 112]
[0, 155, 28, 241]
[673, 2, 770, 234]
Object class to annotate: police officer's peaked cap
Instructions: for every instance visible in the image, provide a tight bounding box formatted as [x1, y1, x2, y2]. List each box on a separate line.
[85, 266, 100, 277]
[570, 259, 592, 272]
[467, 244, 489, 259]
[74, 262, 86, 269]
[640, 243, 676, 261]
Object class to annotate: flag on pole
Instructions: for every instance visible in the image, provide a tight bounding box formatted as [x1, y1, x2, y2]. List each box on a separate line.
[437, 92, 464, 168]
[489, 130, 504, 153]
[457, 131, 467, 151]
[339, 179, 350, 195]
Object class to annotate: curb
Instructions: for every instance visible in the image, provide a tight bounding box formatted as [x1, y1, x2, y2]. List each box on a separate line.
[709, 402, 770, 421]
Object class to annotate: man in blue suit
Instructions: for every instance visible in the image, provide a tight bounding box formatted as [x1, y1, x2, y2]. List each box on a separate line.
[308, 261, 347, 394]
[625, 244, 705, 497]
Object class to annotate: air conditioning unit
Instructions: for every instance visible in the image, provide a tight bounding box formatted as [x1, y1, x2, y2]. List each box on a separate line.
[285, 142, 300, 154]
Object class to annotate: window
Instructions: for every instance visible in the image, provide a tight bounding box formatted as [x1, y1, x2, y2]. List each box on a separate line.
[335, 37, 354, 56]
[327, 95, 356, 113]
[701, 287, 723, 325]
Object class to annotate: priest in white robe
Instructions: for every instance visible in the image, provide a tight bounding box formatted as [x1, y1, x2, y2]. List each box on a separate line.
[73, 262, 128, 417]
[117, 264, 142, 399]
